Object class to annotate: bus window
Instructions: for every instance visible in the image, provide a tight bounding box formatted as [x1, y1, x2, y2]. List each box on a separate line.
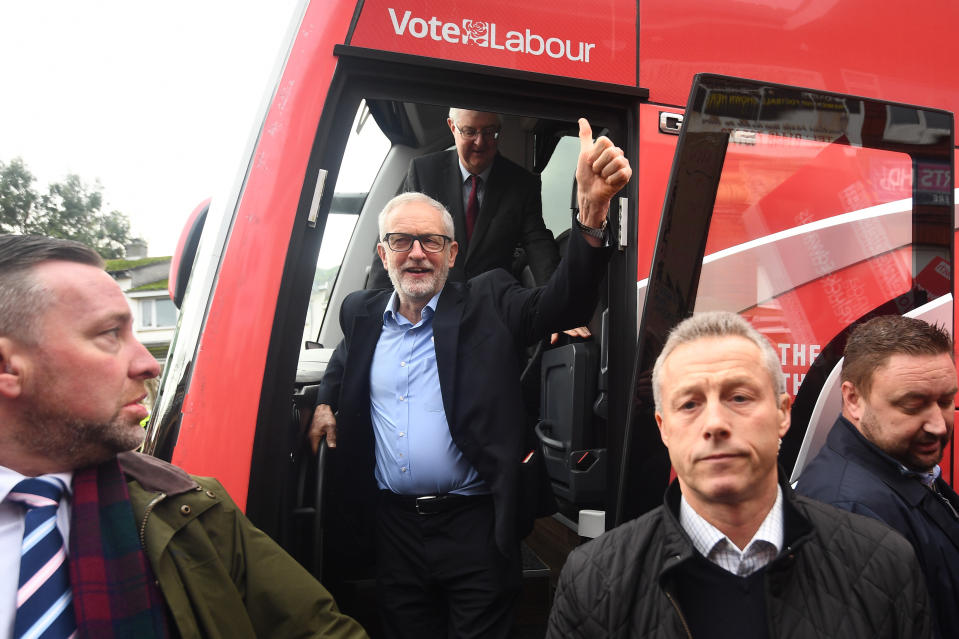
[303, 101, 390, 345]
[299, 102, 389, 350]
[540, 135, 579, 234]
[622, 75, 953, 526]
[694, 136, 916, 396]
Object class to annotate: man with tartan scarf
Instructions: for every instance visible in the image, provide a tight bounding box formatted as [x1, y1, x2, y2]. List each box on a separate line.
[0, 234, 368, 639]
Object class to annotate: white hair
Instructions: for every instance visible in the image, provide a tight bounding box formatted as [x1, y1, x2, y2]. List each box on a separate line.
[377, 192, 455, 239]
[447, 108, 503, 127]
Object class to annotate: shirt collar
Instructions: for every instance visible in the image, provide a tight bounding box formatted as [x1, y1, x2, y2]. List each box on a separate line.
[680, 486, 784, 557]
[458, 158, 494, 184]
[0, 464, 74, 502]
[382, 290, 442, 327]
[900, 463, 941, 488]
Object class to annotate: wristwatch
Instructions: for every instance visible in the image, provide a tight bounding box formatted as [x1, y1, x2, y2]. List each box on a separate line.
[574, 211, 607, 240]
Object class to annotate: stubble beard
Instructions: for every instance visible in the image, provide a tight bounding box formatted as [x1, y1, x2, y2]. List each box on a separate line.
[388, 257, 449, 303]
[15, 403, 146, 470]
[861, 407, 946, 472]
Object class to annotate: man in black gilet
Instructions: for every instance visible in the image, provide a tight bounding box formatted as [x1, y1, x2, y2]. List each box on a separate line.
[547, 311, 931, 638]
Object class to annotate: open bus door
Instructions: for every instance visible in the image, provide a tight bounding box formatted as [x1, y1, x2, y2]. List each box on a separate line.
[622, 75, 955, 524]
[272, 57, 643, 633]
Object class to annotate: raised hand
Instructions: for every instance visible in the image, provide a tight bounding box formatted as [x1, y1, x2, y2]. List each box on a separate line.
[575, 118, 632, 228]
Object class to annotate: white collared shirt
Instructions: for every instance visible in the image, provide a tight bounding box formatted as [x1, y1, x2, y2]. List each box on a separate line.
[0, 465, 74, 639]
[679, 486, 783, 577]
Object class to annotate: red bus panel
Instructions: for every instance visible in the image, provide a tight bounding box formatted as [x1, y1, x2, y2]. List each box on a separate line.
[350, 0, 638, 87]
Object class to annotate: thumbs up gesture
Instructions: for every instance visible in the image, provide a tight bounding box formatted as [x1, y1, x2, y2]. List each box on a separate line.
[575, 118, 631, 229]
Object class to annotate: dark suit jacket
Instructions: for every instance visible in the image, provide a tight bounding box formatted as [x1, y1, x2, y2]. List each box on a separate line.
[367, 150, 560, 288]
[797, 416, 959, 638]
[319, 224, 609, 560]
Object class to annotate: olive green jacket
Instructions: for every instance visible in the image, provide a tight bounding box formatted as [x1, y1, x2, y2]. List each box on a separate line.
[118, 451, 368, 639]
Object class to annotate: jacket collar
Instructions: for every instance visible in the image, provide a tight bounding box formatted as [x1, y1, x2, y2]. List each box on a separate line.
[432, 281, 465, 424]
[117, 451, 198, 496]
[337, 292, 391, 409]
[447, 150, 504, 263]
[659, 469, 814, 579]
[445, 151, 468, 253]
[827, 415, 934, 507]
[346, 286, 462, 423]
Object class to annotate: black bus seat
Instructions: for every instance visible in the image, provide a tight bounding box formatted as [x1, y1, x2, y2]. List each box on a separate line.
[535, 342, 606, 504]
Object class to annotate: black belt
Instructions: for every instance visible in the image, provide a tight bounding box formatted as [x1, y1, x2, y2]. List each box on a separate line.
[380, 490, 490, 515]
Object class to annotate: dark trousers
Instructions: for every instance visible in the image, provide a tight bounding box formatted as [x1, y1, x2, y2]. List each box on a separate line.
[375, 493, 522, 639]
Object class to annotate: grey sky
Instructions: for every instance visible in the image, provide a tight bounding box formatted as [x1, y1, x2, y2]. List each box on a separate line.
[0, 1, 301, 256]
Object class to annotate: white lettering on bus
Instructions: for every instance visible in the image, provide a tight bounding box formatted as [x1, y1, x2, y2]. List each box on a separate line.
[777, 343, 822, 368]
[387, 8, 595, 64]
[791, 372, 806, 396]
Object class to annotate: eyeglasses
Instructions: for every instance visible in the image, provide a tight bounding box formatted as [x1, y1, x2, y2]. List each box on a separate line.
[454, 125, 501, 141]
[382, 233, 452, 253]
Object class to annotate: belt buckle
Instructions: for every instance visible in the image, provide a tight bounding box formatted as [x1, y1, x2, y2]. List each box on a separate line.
[415, 495, 439, 515]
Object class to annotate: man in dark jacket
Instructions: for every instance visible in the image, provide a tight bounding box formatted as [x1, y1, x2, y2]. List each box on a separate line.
[797, 315, 959, 638]
[310, 119, 630, 639]
[547, 311, 931, 638]
[0, 234, 367, 639]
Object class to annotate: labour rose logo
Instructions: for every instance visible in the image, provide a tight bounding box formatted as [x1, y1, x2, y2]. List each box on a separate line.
[462, 19, 489, 45]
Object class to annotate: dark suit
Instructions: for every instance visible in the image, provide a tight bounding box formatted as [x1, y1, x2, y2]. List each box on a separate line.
[318, 225, 609, 636]
[797, 416, 959, 638]
[367, 150, 560, 288]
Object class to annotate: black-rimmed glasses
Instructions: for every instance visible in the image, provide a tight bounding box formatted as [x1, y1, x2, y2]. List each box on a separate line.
[382, 233, 452, 253]
[454, 125, 501, 141]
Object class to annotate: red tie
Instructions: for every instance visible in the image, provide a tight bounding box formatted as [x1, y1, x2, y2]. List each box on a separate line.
[466, 175, 480, 241]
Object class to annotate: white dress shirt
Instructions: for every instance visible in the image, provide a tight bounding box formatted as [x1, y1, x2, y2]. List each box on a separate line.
[679, 486, 783, 577]
[0, 465, 73, 639]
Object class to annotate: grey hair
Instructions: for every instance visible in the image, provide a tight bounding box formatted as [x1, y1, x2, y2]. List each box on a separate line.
[651, 311, 786, 412]
[448, 108, 504, 127]
[0, 234, 105, 344]
[377, 192, 455, 240]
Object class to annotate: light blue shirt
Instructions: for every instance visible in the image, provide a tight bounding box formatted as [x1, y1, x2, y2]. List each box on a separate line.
[369, 291, 487, 496]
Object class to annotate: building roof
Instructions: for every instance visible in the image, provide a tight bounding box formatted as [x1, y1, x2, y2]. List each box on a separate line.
[105, 256, 171, 272]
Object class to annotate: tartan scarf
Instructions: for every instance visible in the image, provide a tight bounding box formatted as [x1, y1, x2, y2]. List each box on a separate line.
[69, 457, 170, 639]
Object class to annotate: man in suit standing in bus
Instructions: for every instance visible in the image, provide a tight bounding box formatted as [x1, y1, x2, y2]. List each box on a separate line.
[311, 118, 630, 639]
[797, 315, 959, 638]
[0, 234, 368, 639]
[367, 107, 590, 342]
[367, 108, 560, 288]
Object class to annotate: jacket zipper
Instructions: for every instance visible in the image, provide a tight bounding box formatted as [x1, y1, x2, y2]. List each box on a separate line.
[664, 589, 693, 639]
[932, 485, 959, 520]
[139, 492, 167, 549]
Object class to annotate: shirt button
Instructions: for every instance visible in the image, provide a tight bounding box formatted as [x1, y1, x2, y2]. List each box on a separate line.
[401, 467, 407, 473]
[400, 361, 406, 367]
[399, 395, 405, 401]
[399, 432, 405, 437]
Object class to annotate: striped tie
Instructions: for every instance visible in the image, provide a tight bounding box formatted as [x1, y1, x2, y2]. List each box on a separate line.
[7, 477, 76, 639]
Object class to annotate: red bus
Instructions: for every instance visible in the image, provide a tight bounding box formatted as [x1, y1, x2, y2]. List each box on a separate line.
[148, 0, 957, 630]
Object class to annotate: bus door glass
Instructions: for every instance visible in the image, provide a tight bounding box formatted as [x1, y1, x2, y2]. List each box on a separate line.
[619, 75, 954, 525]
[297, 102, 389, 376]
